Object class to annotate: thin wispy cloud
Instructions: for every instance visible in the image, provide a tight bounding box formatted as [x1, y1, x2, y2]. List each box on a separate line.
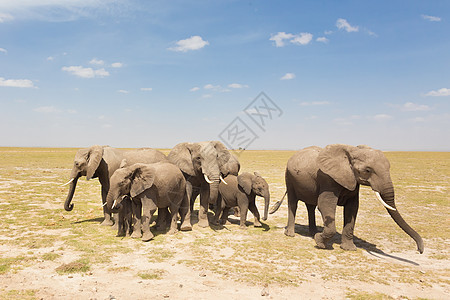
[228, 83, 249, 89]
[190, 87, 200, 92]
[280, 73, 295, 80]
[270, 32, 313, 47]
[425, 88, 450, 97]
[140, 87, 152, 91]
[402, 102, 431, 111]
[336, 18, 359, 32]
[111, 62, 123, 68]
[0, 77, 35, 88]
[316, 37, 329, 43]
[168, 36, 209, 52]
[118, 89, 129, 94]
[0, 48, 7, 54]
[421, 14, 441, 22]
[89, 58, 104, 65]
[300, 101, 330, 106]
[62, 66, 109, 78]
[372, 114, 393, 121]
[0, 13, 13, 23]
[33, 106, 61, 113]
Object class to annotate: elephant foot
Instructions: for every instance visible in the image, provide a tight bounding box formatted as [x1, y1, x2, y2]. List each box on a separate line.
[197, 218, 209, 228]
[116, 230, 125, 237]
[131, 230, 142, 239]
[112, 223, 118, 231]
[284, 227, 295, 237]
[180, 223, 192, 231]
[340, 240, 357, 251]
[100, 219, 114, 226]
[168, 228, 178, 235]
[142, 231, 154, 242]
[239, 225, 247, 230]
[314, 233, 327, 249]
[254, 220, 262, 227]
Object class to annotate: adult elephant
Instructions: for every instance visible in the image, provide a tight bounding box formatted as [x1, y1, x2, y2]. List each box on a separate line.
[63, 145, 168, 226]
[167, 141, 240, 228]
[270, 144, 424, 253]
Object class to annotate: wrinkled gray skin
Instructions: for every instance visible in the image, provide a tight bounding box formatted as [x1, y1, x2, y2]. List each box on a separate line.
[215, 172, 270, 229]
[64, 145, 168, 226]
[271, 144, 424, 253]
[168, 141, 240, 228]
[106, 162, 192, 242]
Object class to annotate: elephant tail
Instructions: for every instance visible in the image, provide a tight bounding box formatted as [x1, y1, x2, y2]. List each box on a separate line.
[269, 191, 287, 214]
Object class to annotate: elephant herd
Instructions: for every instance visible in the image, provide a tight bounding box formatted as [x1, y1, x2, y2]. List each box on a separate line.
[63, 142, 424, 253]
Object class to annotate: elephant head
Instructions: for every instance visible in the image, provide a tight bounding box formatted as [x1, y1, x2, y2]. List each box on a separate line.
[168, 141, 238, 206]
[63, 145, 105, 211]
[317, 144, 424, 253]
[106, 163, 155, 211]
[237, 172, 270, 221]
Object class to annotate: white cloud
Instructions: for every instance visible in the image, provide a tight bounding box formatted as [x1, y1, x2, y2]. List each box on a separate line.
[0, 13, 14, 23]
[62, 66, 109, 78]
[336, 18, 359, 32]
[425, 88, 450, 97]
[270, 32, 313, 47]
[202, 94, 213, 99]
[204, 84, 221, 90]
[402, 102, 431, 111]
[228, 83, 249, 89]
[111, 62, 123, 68]
[34, 106, 61, 113]
[46, 56, 54, 61]
[269, 32, 295, 47]
[190, 87, 200, 92]
[280, 73, 295, 80]
[0, 48, 7, 54]
[168, 36, 209, 52]
[422, 15, 441, 22]
[324, 30, 333, 35]
[372, 114, 393, 121]
[118, 89, 129, 94]
[0, 77, 35, 88]
[300, 101, 330, 106]
[89, 58, 104, 65]
[316, 37, 329, 43]
[291, 33, 313, 45]
[140, 87, 152, 91]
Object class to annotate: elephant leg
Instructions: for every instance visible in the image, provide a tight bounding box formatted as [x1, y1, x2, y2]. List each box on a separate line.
[100, 184, 114, 226]
[141, 199, 157, 242]
[306, 203, 318, 236]
[179, 193, 192, 231]
[220, 206, 231, 225]
[186, 180, 194, 212]
[233, 206, 240, 217]
[248, 200, 262, 227]
[315, 191, 338, 249]
[167, 205, 179, 235]
[212, 194, 223, 225]
[285, 189, 298, 237]
[131, 200, 142, 239]
[198, 184, 210, 228]
[155, 208, 169, 231]
[238, 197, 249, 229]
[116, 207, 125, 237]
[341, 195, 359, 251]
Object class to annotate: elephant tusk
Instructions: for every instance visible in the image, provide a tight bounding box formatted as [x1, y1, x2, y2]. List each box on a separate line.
[220, 175, 228, 185]
[102, 202, 108, 207]
[61, 178, 74, 187]
[204, 174, 214, 184]
[374, 192, 396, 211]
[112, 199, 117, 209]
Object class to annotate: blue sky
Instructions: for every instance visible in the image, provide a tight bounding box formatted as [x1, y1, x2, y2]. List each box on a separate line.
[0, 0, 449, 151]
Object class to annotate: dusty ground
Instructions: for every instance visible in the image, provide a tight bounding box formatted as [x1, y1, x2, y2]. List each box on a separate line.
[0, 149, 449, 299]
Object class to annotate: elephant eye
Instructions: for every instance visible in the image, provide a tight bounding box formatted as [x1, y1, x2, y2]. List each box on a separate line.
[364, 167, 372, 173]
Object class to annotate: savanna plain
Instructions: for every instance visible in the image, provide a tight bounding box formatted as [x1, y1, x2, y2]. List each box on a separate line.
[0, 148, 449, 300]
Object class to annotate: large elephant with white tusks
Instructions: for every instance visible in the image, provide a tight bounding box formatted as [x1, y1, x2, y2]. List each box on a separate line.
[270, 144, 424, 253]
[63, 145, 168, 226]
[168, 141, 240, 228]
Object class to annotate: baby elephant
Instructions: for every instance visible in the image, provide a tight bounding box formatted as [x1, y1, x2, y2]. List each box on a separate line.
[106, 162, 192, 241]
[215, 172, 270, 228]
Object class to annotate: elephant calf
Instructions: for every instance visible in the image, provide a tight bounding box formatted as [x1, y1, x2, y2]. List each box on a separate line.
[215, 172, 270, 229]
[106, 162, 192, 241]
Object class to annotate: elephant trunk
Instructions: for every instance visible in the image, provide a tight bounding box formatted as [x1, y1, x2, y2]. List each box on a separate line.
[64, 175, 80, 211]
[262, 193, 270, 221]
[380, 186, 424, 254]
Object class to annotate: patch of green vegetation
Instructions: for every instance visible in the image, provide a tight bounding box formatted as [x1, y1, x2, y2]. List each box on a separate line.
[42, 252, 60, 261]
[1, 289, 38, 300]
[108, 266, 131, 272]
[55, 259, 90, 274]
[346, 290, 395, 300]
[137, 269, 167, 280]
[148, 247, 175, 263]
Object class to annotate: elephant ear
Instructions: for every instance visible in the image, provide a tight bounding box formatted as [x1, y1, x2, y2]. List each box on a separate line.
[317, 144, 357, 191]
[237, 172, 253, 195]
[119, 159, 128, 168]
[213, 141, 231, 166]
[129, 164, 155, 198]
[167, 143, 195, 176]
[86, 145, 104, 180]
[220, 153, 240, 176]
